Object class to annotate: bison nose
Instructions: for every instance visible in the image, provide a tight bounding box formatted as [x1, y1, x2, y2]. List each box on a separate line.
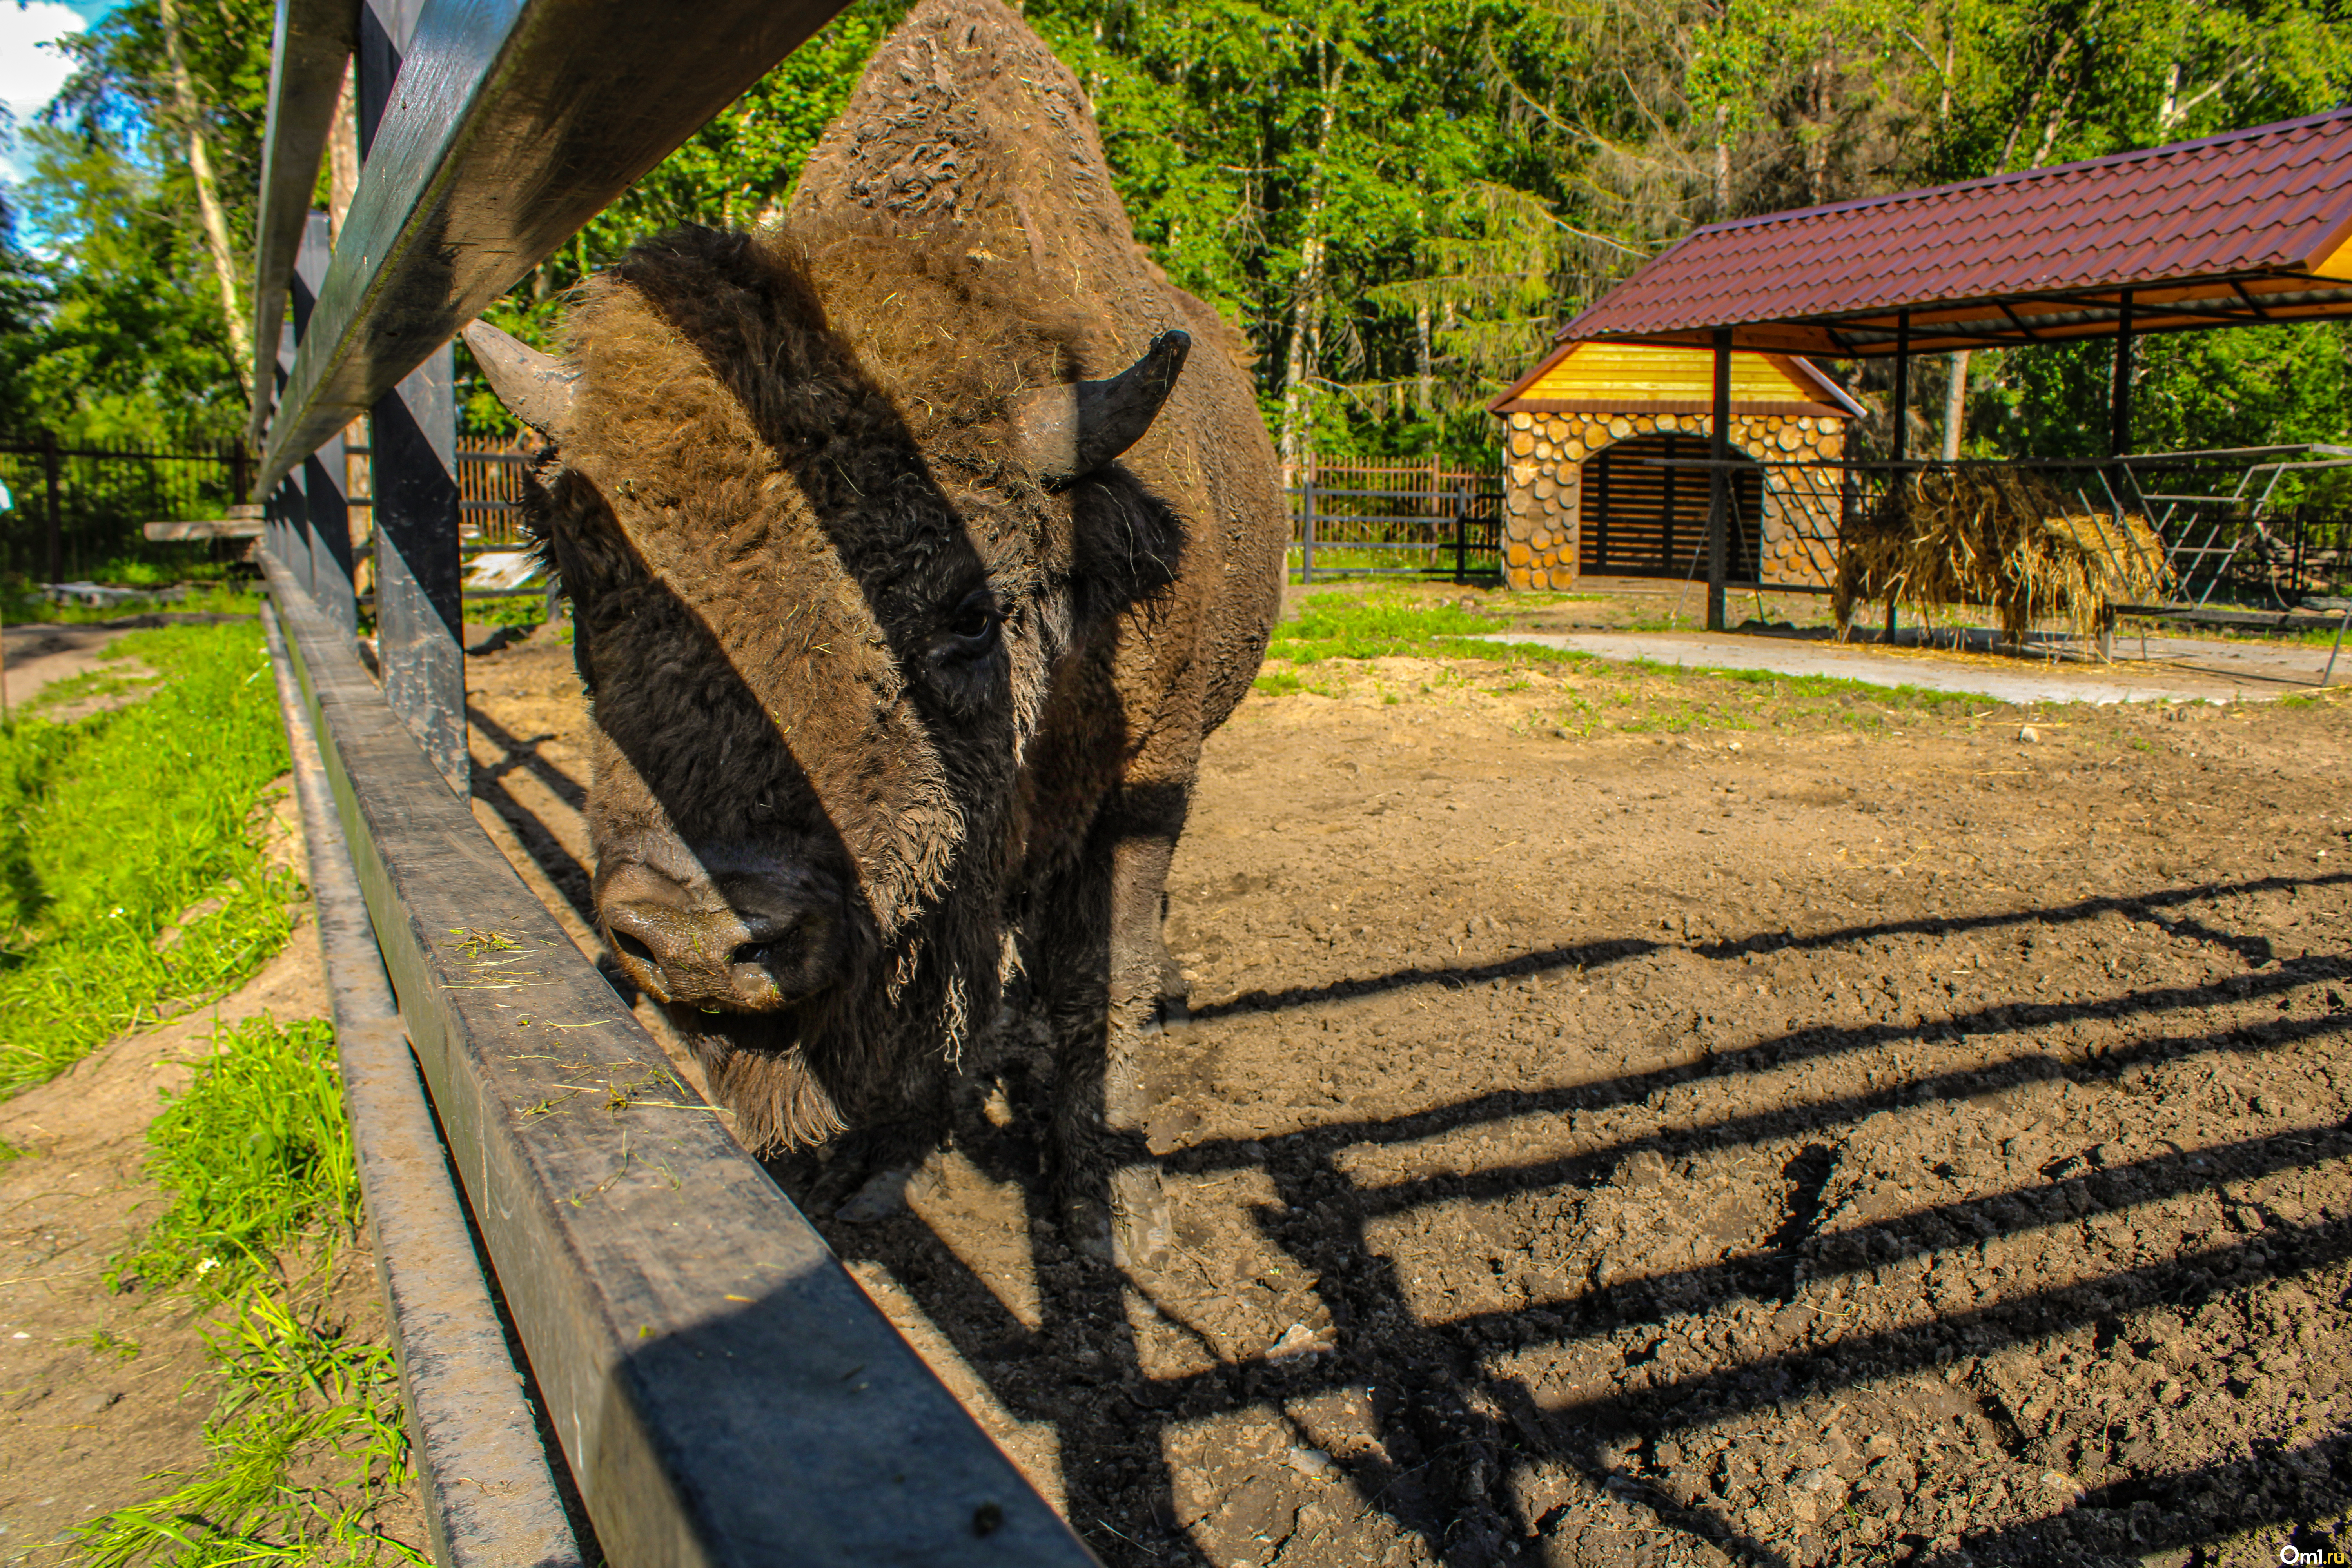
[601, 877, 843, 1013]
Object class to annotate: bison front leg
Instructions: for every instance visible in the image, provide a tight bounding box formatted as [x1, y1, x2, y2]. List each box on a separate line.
[1031, 790, 1188, 1271]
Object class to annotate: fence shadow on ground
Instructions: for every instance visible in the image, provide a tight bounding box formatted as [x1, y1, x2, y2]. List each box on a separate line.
[831, 875, 2352, 1568]
[470, 728, 2350, 1567]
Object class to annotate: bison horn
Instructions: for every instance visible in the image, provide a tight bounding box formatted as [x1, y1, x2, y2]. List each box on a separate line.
[462, 320, 578, 437]
[1018, 330, 1189, 484]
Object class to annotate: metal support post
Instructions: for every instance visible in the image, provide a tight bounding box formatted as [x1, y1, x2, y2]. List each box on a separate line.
[1706, 327, 1731, 632]
[361, 0, 467, 794]
[1300, 474, 1316, 585]
[1887, 310, 1910, 643]
[1452, 488, 1468, 584]
[294, 211, 356, 635]
[40, 430, 61, 585]
[2109, 291, 2135, 460]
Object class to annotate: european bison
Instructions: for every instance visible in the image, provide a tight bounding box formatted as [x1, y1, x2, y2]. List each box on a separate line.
[465, 0, 1284, 1262]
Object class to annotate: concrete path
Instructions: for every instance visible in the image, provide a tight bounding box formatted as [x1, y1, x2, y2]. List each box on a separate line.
[1472, 628, 2346, 705]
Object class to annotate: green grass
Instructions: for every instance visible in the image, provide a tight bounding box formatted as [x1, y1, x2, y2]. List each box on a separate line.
[1253, 590, 2021, 738]
[2, 582, 265, 626]
[466, 592, 549, 629]
[25, 664, 166, 713]
[111, 1016, 359, 1299]
[0, 621, 296, 1092]
[1267, 592, 1508, 662]
[77, 1014, 421, 1567]
[74, 1292, 419, 1567]
[1684, 664, 1991, 711]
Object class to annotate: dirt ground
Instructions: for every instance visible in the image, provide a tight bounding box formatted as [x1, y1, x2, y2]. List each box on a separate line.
[462, 598, 2352, 1568]
[0, 776, 423, 1563]
[0, 614, 258, 720]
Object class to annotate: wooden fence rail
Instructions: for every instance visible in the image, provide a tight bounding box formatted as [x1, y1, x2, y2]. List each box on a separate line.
[247, 1, 1103, 1562]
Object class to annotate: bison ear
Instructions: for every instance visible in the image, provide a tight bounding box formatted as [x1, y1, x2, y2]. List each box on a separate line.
[1016, 330, 1189, 486]
[462, 320, 578, 437]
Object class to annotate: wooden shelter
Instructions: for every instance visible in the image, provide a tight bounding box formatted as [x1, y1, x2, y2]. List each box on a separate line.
[1527, 108, 2352, 627]
[1487, 341, 1861, 591]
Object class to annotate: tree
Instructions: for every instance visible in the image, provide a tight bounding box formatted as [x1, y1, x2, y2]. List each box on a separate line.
[1025, 0, 1600, 462]
[463, 5, 897, 433]
[4, 0, 274, 443]
[1946, 0, 2352, 460]
[3, 123, 250, 441]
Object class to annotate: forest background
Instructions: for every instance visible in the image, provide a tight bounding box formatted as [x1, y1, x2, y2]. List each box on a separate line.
[4, 0, 2350, 472]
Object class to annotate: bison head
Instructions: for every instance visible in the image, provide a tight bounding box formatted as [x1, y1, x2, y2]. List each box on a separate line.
[466, 225, 1186, 1152]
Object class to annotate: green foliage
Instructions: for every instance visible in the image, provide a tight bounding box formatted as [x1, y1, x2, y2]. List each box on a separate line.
[1025, 0, 1597, 463]
[0, 619, 295, 1091]
[461, 5, 899, 434]
[11, 0, 276, 443]
[18, 0, 2352, 463]
[1967, 323, 2352, 474]
[3, 127, 250, 441]
[112, 1015, 359, 1298]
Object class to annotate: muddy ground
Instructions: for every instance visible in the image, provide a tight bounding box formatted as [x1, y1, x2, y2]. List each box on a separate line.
[464, 591, 2352, 1568]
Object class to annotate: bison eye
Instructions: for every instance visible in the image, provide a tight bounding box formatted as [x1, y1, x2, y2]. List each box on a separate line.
[942, 590, 1002, 658]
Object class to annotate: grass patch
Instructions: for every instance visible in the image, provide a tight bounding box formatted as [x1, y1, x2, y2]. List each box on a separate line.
[2, 583, 265, 626]
[78, 1014, 421, 1567]
[1690, 665, 1991, 711]
[0, 621, 296, 1093]
[1268, 591, 1507, 662]
[26, 664, 165, 713]
[111, 1016, 359, 1299]
[466, 593, 548, 630]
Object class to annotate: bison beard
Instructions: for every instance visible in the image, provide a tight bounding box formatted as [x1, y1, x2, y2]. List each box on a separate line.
[466, 0, 1284, 1265]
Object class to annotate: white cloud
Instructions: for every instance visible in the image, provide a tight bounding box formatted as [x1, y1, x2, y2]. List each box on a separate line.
[0, 1, 93, 189]
[0, 2, 85, 123]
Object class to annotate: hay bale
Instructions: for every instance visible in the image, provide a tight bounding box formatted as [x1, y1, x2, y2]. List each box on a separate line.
[1833, 469, 2170, 643]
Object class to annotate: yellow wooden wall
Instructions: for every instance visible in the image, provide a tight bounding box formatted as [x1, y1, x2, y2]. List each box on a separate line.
[1516, 343, 1825, 404]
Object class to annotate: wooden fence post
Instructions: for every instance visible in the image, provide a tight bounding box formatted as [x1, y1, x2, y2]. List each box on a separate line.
[294, 211, 356, 636]
[361, 0, 468, 796]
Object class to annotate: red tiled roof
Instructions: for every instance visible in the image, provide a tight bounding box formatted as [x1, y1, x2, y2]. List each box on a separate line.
[1560, 109, 2352, 358]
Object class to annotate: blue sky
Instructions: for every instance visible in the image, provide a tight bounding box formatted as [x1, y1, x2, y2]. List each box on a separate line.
[3, 0, 121, 182]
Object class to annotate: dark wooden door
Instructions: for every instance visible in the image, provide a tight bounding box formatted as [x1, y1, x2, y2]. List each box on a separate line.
[1580, 432, 1763, 580]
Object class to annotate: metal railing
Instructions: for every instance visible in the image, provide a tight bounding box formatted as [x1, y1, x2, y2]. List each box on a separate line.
[1289, 461, 1503, 583]
[245, 2, 1102, 1563]
[1644, 447, 2352, 617]
[0, 433, 247, 581]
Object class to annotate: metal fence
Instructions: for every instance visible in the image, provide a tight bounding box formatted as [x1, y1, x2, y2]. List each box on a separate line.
[1290, 459, 1503, 583]
[0, 433, 247, 581]
[1646, 446, 2352, 616]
